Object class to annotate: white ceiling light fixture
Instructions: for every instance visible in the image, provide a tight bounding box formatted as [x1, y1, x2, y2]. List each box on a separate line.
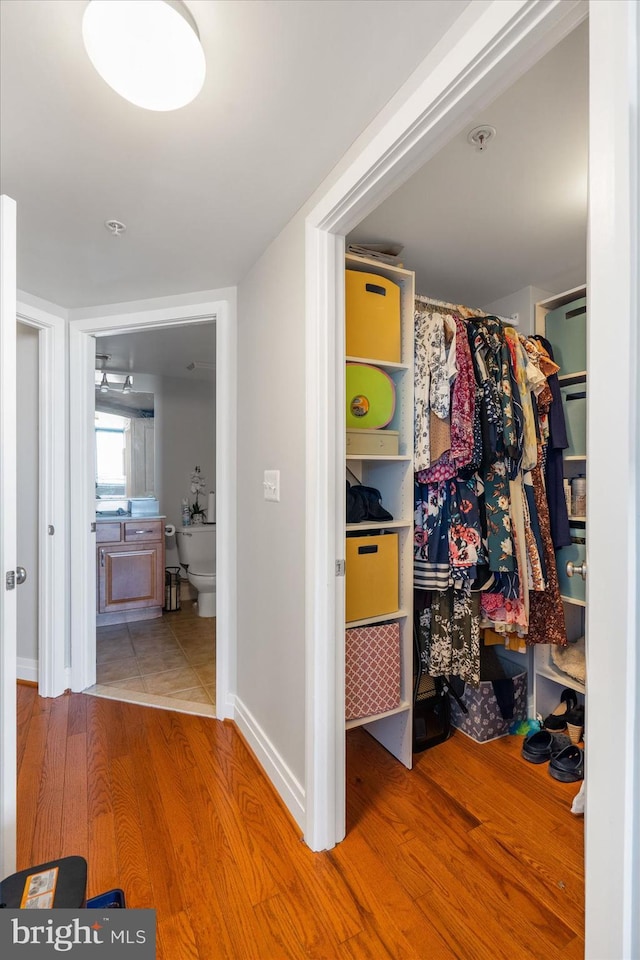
[82, 0, 206, 112]
[122, 375, 133, 394]
[99, 371, 110, 394]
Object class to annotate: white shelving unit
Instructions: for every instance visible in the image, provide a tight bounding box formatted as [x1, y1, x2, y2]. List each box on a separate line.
[344, 254, 415, 768]
[533, 285, 587, 718]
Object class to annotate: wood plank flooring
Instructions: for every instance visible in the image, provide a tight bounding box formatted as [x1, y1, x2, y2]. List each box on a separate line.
[16, 686, 584, 959]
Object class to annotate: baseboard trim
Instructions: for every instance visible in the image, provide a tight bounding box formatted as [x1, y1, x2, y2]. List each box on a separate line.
[232, 695, 305, 832]
[17, 657, 38, 683]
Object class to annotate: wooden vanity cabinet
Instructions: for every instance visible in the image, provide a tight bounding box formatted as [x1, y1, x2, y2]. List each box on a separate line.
[96, 520, 165, 625]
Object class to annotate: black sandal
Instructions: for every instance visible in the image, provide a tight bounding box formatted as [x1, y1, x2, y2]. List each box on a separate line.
[542, 688, 578, 732]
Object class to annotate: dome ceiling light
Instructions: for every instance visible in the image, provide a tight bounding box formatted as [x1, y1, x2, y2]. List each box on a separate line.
[82, 0, 206, 112]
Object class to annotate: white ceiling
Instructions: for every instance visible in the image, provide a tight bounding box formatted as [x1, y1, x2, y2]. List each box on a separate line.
[0, 0, 470, 309]
[95, 321, 215, 380]
[349, 21, 588, 307]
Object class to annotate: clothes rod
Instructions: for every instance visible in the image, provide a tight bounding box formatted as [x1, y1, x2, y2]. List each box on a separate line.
[415, 293, 513, 325]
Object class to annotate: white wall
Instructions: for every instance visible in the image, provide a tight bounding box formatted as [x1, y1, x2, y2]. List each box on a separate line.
[16, 322, 38, 671]
[483, 284, 553, 336]
[156, 374, 215, 567]
[236, 215, 307, 801]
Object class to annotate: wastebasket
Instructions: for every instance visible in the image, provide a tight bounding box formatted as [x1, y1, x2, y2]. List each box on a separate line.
[164, 567, 181, 612]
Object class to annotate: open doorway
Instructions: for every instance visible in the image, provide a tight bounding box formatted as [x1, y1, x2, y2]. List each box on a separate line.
[67, 291, 236, 726]
[305, 1, 639, 956]
[85, 322, 218, 717]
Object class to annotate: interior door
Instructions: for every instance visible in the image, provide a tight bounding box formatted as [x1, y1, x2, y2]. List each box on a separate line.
[0, 194, 18, 877]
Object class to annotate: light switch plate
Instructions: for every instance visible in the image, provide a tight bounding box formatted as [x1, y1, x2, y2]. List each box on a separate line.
[263, 469, 280, 502]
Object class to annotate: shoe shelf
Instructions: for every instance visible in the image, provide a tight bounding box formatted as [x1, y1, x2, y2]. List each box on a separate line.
[534, 645, 586, 697]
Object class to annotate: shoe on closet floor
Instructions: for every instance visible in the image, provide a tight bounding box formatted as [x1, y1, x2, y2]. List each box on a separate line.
[549, 744, 584, 782]
[522, 730, 571, 764]
[522, 730, 554, 763]
[565, 704, 585, 744]
[542, 688, 578, 732]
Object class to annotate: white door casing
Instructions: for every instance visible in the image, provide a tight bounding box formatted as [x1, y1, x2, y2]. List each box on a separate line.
[17, 303, 68, 698]
[68, 292, 237, 720]
[0, 194, 18, 878]
[305, 1, 639, 957]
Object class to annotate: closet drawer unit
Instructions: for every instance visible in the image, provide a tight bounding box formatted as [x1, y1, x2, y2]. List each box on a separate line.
[556, 528, 587, 603]
[345, 533, 398, 622]
[561, 385, 587, 457]
[345, 270, 401, 362]
[123, 520, 163, 543]
[346, 428, 399, 456]
[345, 622, 401, 721]
[545, 297, 586, 375]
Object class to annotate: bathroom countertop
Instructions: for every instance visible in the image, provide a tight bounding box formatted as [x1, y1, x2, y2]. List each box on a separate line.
[95, 514, 167, 521]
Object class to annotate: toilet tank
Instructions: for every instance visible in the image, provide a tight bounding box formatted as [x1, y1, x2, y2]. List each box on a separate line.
[175, 525, 216, 566]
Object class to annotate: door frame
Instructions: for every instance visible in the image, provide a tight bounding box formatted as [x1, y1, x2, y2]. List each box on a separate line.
[16, 301, 68, 698]
[68, 290, 237, 720]
[1, 194, 18, 878]
[304, 0, 639, 956]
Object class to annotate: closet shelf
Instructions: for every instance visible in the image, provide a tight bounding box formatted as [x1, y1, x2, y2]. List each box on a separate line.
[564, 455, 587, 462]
[534, 658, 586, 696]
[568, 514, 586, 523]
[346, 354, 410, 373]
[560, 594, 586, 608]
[346, 454, 412, 462]
[346, 520, 412, 532]
[558, 370, 587, 385]
[346, 608, 410, 629]
[345, 701, 411, 731]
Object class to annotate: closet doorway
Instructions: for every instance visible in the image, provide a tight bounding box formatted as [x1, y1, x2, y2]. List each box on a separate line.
[305, 1, 639, 956]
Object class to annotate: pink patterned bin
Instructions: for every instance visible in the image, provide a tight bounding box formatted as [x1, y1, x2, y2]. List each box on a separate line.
[345, 622, 401, 721]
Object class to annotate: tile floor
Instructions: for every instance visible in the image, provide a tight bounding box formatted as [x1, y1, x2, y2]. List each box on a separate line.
[85, 600, 216, 718]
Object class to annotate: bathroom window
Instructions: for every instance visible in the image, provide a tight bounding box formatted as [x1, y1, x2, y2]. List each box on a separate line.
[95, 411, 129, 497]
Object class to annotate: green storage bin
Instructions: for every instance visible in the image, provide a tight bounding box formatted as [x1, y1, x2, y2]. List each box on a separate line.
[556, 528, 586, 603]
[561, 385, 587, 458]
[545, 297, 586, 376]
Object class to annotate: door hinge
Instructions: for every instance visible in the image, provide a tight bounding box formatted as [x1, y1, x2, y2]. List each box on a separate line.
[48, 524, 55, 536]
[335, 559, 345, 576]
[5, 570, 15, 590]
[90, 522, 96, 533]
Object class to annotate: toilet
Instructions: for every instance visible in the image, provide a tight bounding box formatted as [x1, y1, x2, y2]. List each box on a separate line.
[175, 525, 216, 618]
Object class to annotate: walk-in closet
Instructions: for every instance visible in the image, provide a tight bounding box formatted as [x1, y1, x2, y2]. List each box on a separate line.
[340, 19, 588, 956]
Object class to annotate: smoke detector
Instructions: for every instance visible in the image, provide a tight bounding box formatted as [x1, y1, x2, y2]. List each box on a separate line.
[105, 219, 126, 236]
[467, 125, 496, 152]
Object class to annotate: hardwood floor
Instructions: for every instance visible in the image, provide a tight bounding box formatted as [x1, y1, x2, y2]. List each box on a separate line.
[16, 686, 584, 959]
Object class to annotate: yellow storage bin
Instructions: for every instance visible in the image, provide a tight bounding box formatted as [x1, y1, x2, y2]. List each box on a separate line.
[345, 533, 399, 622]
[346, 270, 401, 362]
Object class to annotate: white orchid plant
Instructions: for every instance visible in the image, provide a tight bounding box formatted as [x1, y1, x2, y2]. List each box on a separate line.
[189, 466, 207, 519]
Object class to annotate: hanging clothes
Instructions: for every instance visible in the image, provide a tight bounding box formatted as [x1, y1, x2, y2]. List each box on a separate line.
[413, 299, 568, 682]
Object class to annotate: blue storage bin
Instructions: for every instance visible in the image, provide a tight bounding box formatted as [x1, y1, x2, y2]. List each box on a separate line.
[556, 528, 586, 603]
[561, 385, 587, 458]
[545, 297, 586, 375]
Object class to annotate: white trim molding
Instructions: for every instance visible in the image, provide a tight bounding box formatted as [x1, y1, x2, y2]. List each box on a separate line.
[585, 3, 640, 958]
[304, 0, 587, 854]
[233, 695, 305, 831]
[17, 658, 38, 684]
[17, 302, 68, 698]
[68, 292, 237, 725]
